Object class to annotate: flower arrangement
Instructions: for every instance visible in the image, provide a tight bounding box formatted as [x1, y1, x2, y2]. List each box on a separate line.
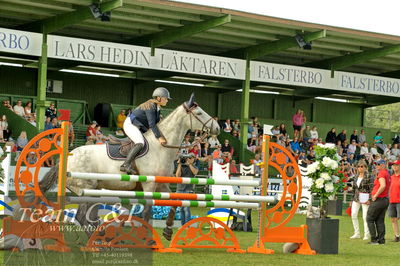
[307, 143, 345, 218]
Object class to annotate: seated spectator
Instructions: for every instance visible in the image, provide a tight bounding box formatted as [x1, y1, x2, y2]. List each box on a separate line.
[208, 135, 220, 148]
[229, 159, 239, 175]
[24, 101, 35, 120]
[325, 128, 337, 143]
[342, 139, 349, 155]
[392, 143, 400, 160]
[370, 144, 379, 156]
[0, 115, 11, 141]
[26, 151, 37, 165]
[348, 153, 356, 165]
[359, 129, 367, 144]
[221, 139, 233, 158]
[278, 123, 288, 138]
[86, 121, 98, 141]
[348, 140, 357, 155]
[277, 136, 286, 148]
[45, 103, 57, 119]
[337, 130, 347, 144]
[303, 125, 311, 141]
[15, 131, 28, 161]
[271, 125, 280, 137]
[350, 130, 359, 144]
[289, 137, 301, 155]
[223, 119, 232, 133]
[68, 121, 75, 147]
[212, 145, 223, 163]
[44, 117, 53, 131]
[85, 136, 96, 145]
[232, 119, 240, 132]
[2, 100, 13, 111]
[13, 100, 25, 117]
[310, 126, 318, 140]
[44, 154, 55, 167]
[253, 153, 262, 176]
[116, 109, 126, 129]
[231, 130, 239, 139]
[384, 144, 392, 160]
[95, 125, 109, 144]
[51, 117, 60, 128]
[360, 142, 373, 164]
[247, 137, 257, 153]
[374, 131, 387, 152]
[27, 116, 36, 127]
[336, 140, 343, 156]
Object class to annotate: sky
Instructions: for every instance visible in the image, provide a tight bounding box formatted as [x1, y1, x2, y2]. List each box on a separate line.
[173, 0, 400, 37]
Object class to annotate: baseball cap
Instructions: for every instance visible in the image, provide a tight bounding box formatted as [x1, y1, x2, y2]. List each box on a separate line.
[392, 160, 400, 165]
[376, 159, 386, 165]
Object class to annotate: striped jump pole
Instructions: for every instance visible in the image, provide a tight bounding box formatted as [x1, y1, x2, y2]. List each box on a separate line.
[67, 197, 260, 209]
[80, 189, 276, 203]
[68, 172, 260, 187]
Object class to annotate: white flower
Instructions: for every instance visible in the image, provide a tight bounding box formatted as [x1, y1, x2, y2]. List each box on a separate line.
[307, 162, 320, 175]
[322, 157, 333, 167]
[330, 161, 338, 169]
[324, 143, 336, 149]
[332, 175, 339, 183]
[320, 172, 331, 181]
[315, 178, 325, 189]
[325, 182, 334, 192]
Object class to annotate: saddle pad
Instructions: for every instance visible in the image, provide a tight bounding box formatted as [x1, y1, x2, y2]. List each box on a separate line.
[105, 138, 149, 160]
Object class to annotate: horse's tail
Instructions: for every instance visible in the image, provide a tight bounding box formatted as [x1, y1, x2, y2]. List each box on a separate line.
[38, 164, 59, 194]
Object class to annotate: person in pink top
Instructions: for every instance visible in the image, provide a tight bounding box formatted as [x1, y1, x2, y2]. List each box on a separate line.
[292, 109, 304, 139]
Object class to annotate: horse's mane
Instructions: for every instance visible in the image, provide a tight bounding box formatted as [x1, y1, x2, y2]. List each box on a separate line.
[143, 104, 185, 137]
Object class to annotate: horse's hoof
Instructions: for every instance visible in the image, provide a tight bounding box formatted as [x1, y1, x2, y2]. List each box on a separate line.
[162, 227, 173, 241]
[146, 239, 157, 246]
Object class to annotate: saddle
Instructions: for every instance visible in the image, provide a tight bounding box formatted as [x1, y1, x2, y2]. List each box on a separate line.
[105, 135, 149, 161]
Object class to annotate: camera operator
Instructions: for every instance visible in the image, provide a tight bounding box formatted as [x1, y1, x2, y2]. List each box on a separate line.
[176, 153, 199, 225]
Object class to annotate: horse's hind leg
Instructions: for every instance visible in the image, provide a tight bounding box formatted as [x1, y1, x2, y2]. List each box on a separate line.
[75, 203, 101, 239]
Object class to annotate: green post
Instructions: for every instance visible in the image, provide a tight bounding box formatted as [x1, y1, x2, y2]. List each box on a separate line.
[239, 55, 251, 163]
[36, 33, 48, 132]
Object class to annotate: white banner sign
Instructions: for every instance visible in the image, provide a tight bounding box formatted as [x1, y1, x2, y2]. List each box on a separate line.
[251, 61, 400, 97]
[0, 27, 42, 56]
[47, 35, 245, 80]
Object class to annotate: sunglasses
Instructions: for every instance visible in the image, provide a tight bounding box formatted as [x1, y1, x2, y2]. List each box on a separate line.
[357, 166, 365, 168]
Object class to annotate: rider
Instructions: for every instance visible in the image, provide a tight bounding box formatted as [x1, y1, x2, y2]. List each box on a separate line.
[120, 87, 171, 174]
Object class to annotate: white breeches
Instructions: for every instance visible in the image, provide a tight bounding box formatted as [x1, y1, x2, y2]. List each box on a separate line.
[123, 117, 145, 145]
[351, 201, 370, 236]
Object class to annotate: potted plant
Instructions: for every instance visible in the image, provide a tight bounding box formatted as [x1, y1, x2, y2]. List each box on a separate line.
[306, 143, 345, 254]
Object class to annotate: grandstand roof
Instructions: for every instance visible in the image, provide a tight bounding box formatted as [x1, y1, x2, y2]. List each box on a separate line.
[1, 0, 400, 105]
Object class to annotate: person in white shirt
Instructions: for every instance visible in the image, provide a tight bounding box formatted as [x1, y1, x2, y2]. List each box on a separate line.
[370, 144, 379, 156]
[207, 135, 220, 148]
[13, 100, 25, 117]
[310, 126, 318, 140]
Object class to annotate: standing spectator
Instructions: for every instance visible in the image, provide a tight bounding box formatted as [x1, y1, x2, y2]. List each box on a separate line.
[359, 129, 367, 144]
[68, 121, 75, 147]
[13, 100, 25, 117]
[223, 119, 232, 133]
[24, 101, 35, 120]
[175, 154, 198, 225]
[208, 135, 220, 148]
[350, 130, 359, 144]
[253, 153, 262, 176]
[349, 161, 373, 240]
[367, 159, 390, 245]
[337, 130, 347, 144]
[86, 121, 98, 141]
[299, 111, 307, 140]
[116, 109, 126, 129]
[325, 128, 337, 144]
[0, 115, 11, 141]
[389, 160, 400, 242]
[292, 109, 304, 139]
[310, 126, 318, 140]
[45, 103, 57, 119]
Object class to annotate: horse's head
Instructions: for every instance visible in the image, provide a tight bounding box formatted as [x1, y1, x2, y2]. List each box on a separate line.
[183, 93, 220, 135]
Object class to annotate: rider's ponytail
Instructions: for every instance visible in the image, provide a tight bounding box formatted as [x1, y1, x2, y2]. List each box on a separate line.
[139, 99, 159, 110]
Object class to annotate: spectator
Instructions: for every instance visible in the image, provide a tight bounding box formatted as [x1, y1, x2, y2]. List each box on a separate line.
[336, 140, 343, 156]
[360, 142, 373, 164]
[44, 117, 53, 131]
[116, 109, 126, 129]
[310, 126, 318, 140]
[292, 109, 304, 139]
[15, 131, 28, 161]
[348, 140, 357, 155]
[45, 103, 57, 119]
[223, 119, 232, 133]
[370, 143, 379, 156]
[247, 137, 257, 153]
[44, 153, 55, 167]
[13, 100, 25, 117]
[271, 125, 280, 137]
[349, 161, 374, 240]
[221, 139, 233, 158]
[208, 135, 220, 148]
[230, 159, 239, 175]
[95, 125, 109, 143]
[86, 121, 98, 141]
[26, 151, 37, 165]
[175, 153, 198, 225]
[2, 100, 13, 111]
[374, 131, 386, 153]
[348, 153, 356, 165]
[303, 125, 311, 141]
[253, 153, 262, 176]
[51, 117, 60, 128]
[27, 116, 36, 127]
[391, 143, 400, 160]
[350, 130, 359, 144]
[325, 128, 337, 144]
[181, 134, 192, 154]
[289, 137, 301, 155]
[367, 159, 390, 245]
[300, 111, 307, 140]
[231, 130, 239, 139]
[24, 101, 35, 120]
[342, 139, 349, 155]
[337, 129, 347, 144]
[359, 129, 367, 144]
[68, 121, 75, 147]
[232, 119, 240, 132]
[212, 145, 223, 163]
[389, 160, 400, 242]
[0, 115, 11, 141]
[278, 123, 287, 138]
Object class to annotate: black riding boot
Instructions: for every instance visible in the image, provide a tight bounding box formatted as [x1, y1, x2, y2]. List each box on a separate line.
[120, 143, 143, 174]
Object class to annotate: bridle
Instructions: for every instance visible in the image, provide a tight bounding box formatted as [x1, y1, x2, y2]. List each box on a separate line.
[161, 103, 215, 149]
